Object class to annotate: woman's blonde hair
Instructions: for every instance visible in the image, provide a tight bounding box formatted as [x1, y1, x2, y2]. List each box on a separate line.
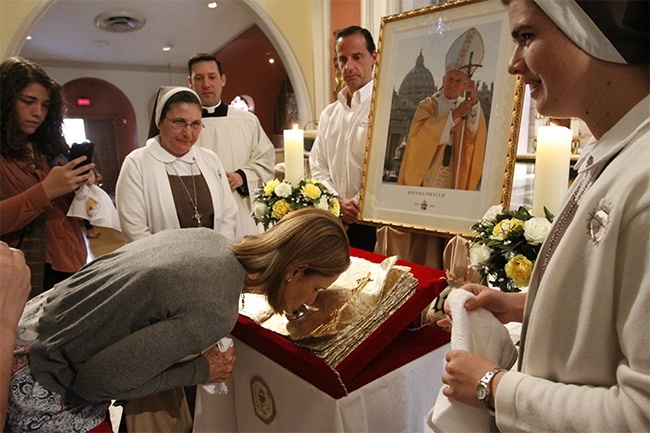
[232, 207, 350, 313]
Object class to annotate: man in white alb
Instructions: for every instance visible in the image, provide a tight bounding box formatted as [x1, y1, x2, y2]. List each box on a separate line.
[188, 54, 275, 240]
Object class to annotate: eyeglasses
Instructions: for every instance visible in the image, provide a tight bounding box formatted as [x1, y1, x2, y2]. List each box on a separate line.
[165, 117, 204, 131]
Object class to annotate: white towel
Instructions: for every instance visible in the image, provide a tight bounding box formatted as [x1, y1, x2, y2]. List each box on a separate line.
[67, 184, 121, 231]
[427, 289, 518, 432]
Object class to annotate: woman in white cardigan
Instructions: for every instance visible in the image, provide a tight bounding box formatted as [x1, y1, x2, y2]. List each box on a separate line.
[116, 86, 236, 244]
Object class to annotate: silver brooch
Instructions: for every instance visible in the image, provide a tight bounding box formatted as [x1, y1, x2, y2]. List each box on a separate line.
[587, 200, 611, 245]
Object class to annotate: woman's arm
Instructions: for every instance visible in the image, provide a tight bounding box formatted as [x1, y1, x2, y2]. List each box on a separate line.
[115, 156, 151, 243]
[72, 315, 212, 402]
[0, 156, 94, 236]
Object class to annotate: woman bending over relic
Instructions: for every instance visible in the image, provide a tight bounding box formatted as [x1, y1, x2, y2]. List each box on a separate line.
[6, 207, 350, 432]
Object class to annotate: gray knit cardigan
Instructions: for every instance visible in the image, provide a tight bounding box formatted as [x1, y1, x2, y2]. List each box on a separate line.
[28, 228, 245, 404]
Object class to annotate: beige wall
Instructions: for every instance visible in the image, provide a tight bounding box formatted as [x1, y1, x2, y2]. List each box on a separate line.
[0, 0, 41, 59]
[254, 0, 317, 113]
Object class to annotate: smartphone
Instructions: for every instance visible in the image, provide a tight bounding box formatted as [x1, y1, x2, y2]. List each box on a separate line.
[69, 142, 94, 174]
[49, 153, 68, 167]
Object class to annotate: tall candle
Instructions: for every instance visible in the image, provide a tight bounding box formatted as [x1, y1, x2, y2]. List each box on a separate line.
[532, 125, 572, 216]
[284, 126, 304, 186]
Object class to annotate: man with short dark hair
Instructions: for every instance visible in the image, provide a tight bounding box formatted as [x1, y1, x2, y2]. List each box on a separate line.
[309, 26, 378, 251]
[188, 54, 274, 240]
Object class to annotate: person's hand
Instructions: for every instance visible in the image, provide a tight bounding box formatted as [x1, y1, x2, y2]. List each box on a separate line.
[85, 169, 96, 187]
[338, 196, 359, 225]
[463, 79, 479, 105]
[436, 283, 526, 330]
[441, 350, 499, 408]
[452, 100, 475, 121]
[226, 172, 244, 192]
[203, 346, 236, 382]
[451, 80, 479, 121]
[0, 242, 31, 331]
[41, 156, 96, 200]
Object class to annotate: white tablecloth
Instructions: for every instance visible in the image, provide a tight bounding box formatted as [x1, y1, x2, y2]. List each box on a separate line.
[194, 337, 450, 433]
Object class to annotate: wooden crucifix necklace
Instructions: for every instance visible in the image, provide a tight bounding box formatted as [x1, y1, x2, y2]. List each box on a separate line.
[169, 161, 202, 227]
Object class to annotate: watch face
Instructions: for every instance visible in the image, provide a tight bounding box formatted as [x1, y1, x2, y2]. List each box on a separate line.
[477, 386, 488, 400]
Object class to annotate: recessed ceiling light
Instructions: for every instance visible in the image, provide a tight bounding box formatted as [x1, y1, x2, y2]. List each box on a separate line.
[268, 58, 275, 64]
[162, 45, 172, 52]
[26, 35, 32, 40]
[208, 2, 217, 8]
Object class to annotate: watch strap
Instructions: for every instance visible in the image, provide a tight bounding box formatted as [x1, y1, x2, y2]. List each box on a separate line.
[477, 367, 504, 415]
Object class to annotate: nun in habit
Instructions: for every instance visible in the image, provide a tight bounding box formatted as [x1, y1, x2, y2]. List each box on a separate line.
[115, 86, 237, 244]
[434, 0, 649, 431]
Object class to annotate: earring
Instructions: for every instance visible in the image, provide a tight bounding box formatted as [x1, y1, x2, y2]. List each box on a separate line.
[287, 278, 292, 283]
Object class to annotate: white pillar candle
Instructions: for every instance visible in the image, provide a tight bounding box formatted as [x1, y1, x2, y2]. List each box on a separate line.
[284, 126, 304, 186]
[532, 125, 572, 216]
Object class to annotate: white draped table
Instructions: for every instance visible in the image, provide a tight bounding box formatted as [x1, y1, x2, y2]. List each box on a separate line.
[194, 333, 450, 433]
[194, 249, 451, 433]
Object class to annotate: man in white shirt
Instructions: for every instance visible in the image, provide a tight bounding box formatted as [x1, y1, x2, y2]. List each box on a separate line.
[309, 26, 377, 251]
[188, 54, 275, 241]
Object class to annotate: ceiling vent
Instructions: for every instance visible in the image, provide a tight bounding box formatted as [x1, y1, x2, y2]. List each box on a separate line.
[95, 11, 146, 33]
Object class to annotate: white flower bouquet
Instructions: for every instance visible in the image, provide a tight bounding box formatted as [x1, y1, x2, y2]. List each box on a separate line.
[469, 205, 554, 292]
[253, 178, 341, 230]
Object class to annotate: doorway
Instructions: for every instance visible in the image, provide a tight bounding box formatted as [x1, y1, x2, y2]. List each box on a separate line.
[84, 119, 120, 198]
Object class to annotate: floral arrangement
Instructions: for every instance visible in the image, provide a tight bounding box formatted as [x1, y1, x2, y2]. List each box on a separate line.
[253, 178, 341, 230]
[469, 205, 554, 292]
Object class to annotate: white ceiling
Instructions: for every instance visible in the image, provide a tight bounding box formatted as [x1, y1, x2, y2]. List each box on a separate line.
[20, 0, 256, 72]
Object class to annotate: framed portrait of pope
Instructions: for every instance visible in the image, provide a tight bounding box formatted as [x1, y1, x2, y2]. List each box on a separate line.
[359, 0, 525, 236]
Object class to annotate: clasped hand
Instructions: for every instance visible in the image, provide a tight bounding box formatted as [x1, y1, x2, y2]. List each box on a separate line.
[338, 196, 359, 226]
[203, 346, 236, 383]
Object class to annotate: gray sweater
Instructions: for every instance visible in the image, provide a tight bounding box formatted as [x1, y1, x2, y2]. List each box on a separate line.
[29, 228, 245, 404]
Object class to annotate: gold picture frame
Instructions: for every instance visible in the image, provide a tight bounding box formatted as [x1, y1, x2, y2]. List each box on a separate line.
[359, 0, 524, 237]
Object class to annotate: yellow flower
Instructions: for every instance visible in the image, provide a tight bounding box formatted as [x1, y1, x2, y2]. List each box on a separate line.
[491, 220, 509, 240]
[271, 199, 291, 220]
[505, 254, 533, 287]
[329, 198, 341, 217]
[264, 179, 280, 196]
[509, 218, 524, 231]
[301, 183, 322, 200]
[492, 218, 524, 240]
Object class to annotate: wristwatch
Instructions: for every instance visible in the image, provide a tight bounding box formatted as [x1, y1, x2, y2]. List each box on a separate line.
[476, 367, 504, 415]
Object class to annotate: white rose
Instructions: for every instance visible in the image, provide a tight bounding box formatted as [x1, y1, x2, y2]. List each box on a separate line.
[524, 217, 552, 245]
[316, 196, 329, 210]
[274, 182, 293, 198]
[469, 243, 492, 267]
[482, 205, 503, 222]
[253, 202, 268, 219]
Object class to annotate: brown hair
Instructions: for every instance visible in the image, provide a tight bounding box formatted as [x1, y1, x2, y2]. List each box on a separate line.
[232, 207, 350, 313]
[187, 53, 223, 77]
[334, 26, 376, 54]
[0, 57, 67, 162]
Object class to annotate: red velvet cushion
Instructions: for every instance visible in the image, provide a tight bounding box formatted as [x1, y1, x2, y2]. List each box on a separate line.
[231, 248, 450, 399]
